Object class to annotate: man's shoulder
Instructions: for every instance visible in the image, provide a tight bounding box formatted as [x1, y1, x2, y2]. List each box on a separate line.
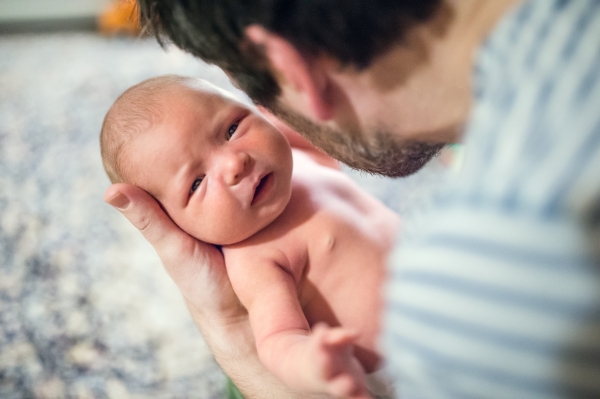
[459, 0, 600, 215]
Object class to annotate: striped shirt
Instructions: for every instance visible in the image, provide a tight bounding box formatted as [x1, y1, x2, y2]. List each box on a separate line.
[383, 0, 600, 397]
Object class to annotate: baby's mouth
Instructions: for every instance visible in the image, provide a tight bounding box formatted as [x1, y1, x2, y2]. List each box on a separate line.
[251, 173, 272, 205]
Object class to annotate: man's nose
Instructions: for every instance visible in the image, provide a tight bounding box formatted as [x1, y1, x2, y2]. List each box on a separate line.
[221, 151, 251, 186]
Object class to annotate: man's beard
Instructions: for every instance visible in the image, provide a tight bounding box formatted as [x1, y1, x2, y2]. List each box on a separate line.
[270, 102, 445, 178]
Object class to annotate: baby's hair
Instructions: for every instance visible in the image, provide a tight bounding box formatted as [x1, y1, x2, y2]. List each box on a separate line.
[100, 74, 195, 184]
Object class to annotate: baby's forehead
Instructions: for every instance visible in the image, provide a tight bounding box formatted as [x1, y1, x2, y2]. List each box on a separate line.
[157, 86, 245, 123]
[173, 79, 242, 105]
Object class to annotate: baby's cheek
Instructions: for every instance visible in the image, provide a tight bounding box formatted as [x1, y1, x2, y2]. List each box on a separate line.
[179, 212, 204, 242]
[176, 205, 214, 243]
[198, 206, 242, 245]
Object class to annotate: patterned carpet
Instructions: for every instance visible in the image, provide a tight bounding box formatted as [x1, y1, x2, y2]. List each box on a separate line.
[0, 32, 248, 399]
[0, 31, 446, 399]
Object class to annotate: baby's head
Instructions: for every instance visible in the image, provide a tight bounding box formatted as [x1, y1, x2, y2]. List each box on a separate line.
[101, 75, 293, 245]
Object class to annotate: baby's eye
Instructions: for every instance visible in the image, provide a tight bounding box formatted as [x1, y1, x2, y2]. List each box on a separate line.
[227, 123, 238, 140]
[189, 178, 203, 195]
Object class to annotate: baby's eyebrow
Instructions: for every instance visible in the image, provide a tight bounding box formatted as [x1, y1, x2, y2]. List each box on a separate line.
[215, 105, 247, 136]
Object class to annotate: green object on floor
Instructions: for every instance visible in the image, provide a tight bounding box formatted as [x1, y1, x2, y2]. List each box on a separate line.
[226, 376, 245, 399]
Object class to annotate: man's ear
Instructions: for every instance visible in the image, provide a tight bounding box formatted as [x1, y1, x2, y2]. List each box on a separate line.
[245, 25, 335, 121]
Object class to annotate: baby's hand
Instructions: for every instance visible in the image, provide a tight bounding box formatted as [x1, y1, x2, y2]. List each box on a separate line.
[307, 323, 370, 398]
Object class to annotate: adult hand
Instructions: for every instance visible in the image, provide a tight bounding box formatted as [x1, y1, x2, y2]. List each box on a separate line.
[104, 183, 243, 323]
[103, 183, 324, 398]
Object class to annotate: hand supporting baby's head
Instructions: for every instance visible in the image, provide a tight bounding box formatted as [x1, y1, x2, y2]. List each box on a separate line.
[101, 75, 293, 245]
[101, 75, 177, 185]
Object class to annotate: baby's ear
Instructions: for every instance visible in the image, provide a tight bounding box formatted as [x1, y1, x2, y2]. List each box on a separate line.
[256, 105, 271, 117]
[259, 109, 341, 171]
[256, 107, 295, 137]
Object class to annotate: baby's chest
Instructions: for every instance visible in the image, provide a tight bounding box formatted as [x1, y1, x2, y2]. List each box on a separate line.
[293, 213, 388, 355]
[259, 211, 359, 283]
[283, 210, 386, 290]
[258, 178, 396, 298]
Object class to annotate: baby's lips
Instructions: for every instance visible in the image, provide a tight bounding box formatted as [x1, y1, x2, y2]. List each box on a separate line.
[250, 174, 263, 205]
[236, 173, 261, 208]
[251, 172, 272, 206]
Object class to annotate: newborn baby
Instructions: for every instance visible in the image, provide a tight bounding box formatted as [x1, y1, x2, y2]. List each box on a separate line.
[100, 75, 399, 398]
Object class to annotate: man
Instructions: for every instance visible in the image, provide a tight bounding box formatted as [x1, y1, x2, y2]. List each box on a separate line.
[104, 0, 600, 397]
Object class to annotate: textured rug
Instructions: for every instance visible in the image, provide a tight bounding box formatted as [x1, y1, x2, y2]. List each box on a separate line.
[0, 31, 446, 399]
[0, 32, 249, 399]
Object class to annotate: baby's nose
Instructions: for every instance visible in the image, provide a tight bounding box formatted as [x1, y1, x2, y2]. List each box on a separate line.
[223, 152, 251, 186]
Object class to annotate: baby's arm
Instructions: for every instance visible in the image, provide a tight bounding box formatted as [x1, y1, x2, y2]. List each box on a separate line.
[225, 249, 369, 398]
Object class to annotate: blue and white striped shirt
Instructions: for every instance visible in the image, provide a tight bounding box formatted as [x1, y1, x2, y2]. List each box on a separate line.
[383, 0, 600, 397]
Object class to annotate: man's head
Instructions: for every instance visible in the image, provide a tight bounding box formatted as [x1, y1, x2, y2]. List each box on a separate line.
[138, 0, 451, 176]
[101, 76, 293, 245]
[138, 0, 441, 108]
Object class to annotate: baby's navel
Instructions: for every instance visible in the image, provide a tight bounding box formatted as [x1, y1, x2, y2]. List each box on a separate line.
[325, 235, 335, 251]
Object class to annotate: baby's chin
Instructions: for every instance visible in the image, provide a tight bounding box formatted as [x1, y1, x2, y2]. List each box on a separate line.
[193, 214, 279, 246]
[189, 199, 291, 246]
[201, 226, 260, 246]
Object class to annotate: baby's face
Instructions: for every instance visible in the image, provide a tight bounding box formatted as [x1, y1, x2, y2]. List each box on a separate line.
[126, 84, 293, 245]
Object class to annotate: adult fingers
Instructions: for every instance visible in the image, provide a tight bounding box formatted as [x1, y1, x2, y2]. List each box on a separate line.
[104, 184, 248, 361]
[104, 183, 195, 262]
[103, 183, 226, 298]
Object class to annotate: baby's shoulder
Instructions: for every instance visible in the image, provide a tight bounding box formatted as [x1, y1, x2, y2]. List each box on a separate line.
[291, 151, 400, 245]
[223, 221, 300, 266]
[223, 235, 306, 284]
[223, 209, 311, 279]
[291, 150, 352, 197]
[224, 226, 284, 255]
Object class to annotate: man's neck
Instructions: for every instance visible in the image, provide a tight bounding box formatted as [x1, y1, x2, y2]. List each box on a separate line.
[330, 0, 524, 144]
[452, 0, 524, 53]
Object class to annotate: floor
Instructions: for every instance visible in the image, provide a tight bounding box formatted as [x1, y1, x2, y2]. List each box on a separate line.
[0, 32, 242, 399]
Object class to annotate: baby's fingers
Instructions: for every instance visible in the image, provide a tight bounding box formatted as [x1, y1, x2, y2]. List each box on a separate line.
[328, 373, 371, 399]
[329, 374, 356, 397]
[312, 323, 358, 347]
[324, 328, 359, 347]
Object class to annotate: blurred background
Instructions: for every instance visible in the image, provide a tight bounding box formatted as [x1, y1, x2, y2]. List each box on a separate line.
[0, 1, 441, 398]
[0, 1, 244, 398]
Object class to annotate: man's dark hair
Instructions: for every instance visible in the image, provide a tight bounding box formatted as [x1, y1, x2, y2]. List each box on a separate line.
[138, 0, 442, 107]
